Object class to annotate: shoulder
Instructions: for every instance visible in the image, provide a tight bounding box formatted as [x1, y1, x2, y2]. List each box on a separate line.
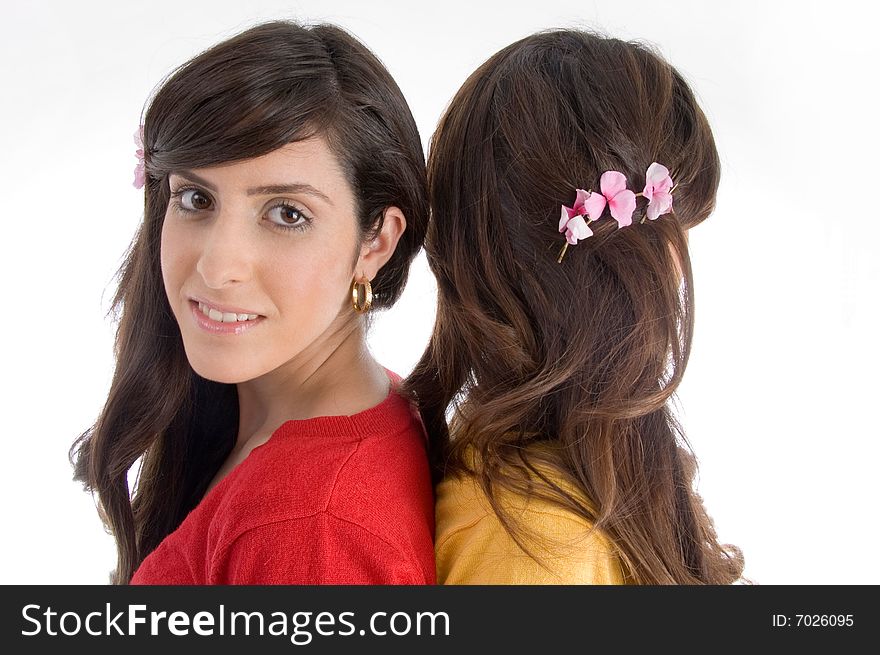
[210, 509, 430, 584]
[326, 372, 432, 523]
[209, 382, 434, 584]
[330, 390, 431, 501]
[324, 388, 435, 581]
[215, 377, 430, 531]
[435, 448, 625, 585]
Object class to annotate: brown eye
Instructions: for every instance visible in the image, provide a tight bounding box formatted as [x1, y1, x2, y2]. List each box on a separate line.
[267, 202, 311, 229]
[280, 206, 301, 224]
[180, 189, 212, 211]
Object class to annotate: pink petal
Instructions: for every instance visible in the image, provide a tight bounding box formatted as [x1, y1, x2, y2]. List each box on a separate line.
[560, 206, 572, 232]
[565, 215, 591, 244]
[573, 188, 590, 214]
[608, 189, 636, 227]
[569, 222, 593, 244]
[645, 162, 669, 186]
[133, 125, 146, 189]
[133, 163, 145, 189]
[583, 191, 607, 221]
[599, 171, 628, 199]
[646, 192, 673, 220]
[644, 162, 673, 197]
[656, 192, 673, 215]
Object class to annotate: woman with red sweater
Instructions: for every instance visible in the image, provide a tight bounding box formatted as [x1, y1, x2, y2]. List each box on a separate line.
[70, 20, 434, 585]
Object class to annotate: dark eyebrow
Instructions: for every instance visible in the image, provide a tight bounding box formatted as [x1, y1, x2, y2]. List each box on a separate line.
[172, 170, 333, 204]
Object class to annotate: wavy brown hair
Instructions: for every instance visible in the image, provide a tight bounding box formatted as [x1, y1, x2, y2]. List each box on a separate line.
[69, 20, 428, 584]
[404, 30, 744, 584]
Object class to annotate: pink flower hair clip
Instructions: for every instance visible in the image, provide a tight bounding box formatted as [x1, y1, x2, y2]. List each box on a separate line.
[133, 125, 145, 189]
[557, 162, 676, 263]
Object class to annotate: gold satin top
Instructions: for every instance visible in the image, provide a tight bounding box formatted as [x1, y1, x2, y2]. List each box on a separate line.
[435, 447, 626, 584]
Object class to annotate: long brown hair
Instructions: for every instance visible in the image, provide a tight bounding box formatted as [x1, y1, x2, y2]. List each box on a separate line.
[69, 20, 428, 584]
[404, 30, 744, 584]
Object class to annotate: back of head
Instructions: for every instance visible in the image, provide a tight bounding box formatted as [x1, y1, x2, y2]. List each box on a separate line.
[407, 29, 743, 584]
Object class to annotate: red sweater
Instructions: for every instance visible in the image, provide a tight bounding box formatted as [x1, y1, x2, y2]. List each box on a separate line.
[130, 373, 435, 585]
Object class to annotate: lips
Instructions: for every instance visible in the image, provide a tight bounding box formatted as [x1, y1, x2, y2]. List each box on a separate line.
[187, 297, 265, 335]
[195, 300, 260, 323]
[189, 296, 263, 317]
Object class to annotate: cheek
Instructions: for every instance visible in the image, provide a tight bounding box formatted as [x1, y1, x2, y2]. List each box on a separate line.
[159, 215, 189, 301]
[270, 249, 349, 304]
[265, 240, 357, 320]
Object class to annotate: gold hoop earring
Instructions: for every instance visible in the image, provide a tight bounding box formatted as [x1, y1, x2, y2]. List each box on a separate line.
[351, 276, 373, 313]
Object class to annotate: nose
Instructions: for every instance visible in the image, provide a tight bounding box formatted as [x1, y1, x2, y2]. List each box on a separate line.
[195, 211, 254, 289]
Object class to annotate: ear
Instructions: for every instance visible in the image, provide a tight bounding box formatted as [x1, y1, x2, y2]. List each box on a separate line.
[355, 206, 407, 280]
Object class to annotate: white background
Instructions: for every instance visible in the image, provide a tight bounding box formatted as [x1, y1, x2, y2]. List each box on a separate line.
[1, 0, 877, 584]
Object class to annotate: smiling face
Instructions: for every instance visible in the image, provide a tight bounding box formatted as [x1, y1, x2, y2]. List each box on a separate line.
[160, 137, 364, 384]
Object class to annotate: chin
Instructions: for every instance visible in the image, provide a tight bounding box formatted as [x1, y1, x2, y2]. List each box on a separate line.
[183, 350, 261, 385]
[188, 363, 251, 385]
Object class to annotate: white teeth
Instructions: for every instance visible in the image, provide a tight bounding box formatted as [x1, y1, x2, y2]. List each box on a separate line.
[196, 302, 260, 323]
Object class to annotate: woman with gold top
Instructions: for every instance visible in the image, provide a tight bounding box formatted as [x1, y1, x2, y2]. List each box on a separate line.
[406, 29, 744, 584]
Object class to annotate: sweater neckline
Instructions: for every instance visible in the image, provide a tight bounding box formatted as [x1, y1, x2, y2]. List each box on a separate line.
[197, 369, 414, 507]
[247, 368, 410, 454]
